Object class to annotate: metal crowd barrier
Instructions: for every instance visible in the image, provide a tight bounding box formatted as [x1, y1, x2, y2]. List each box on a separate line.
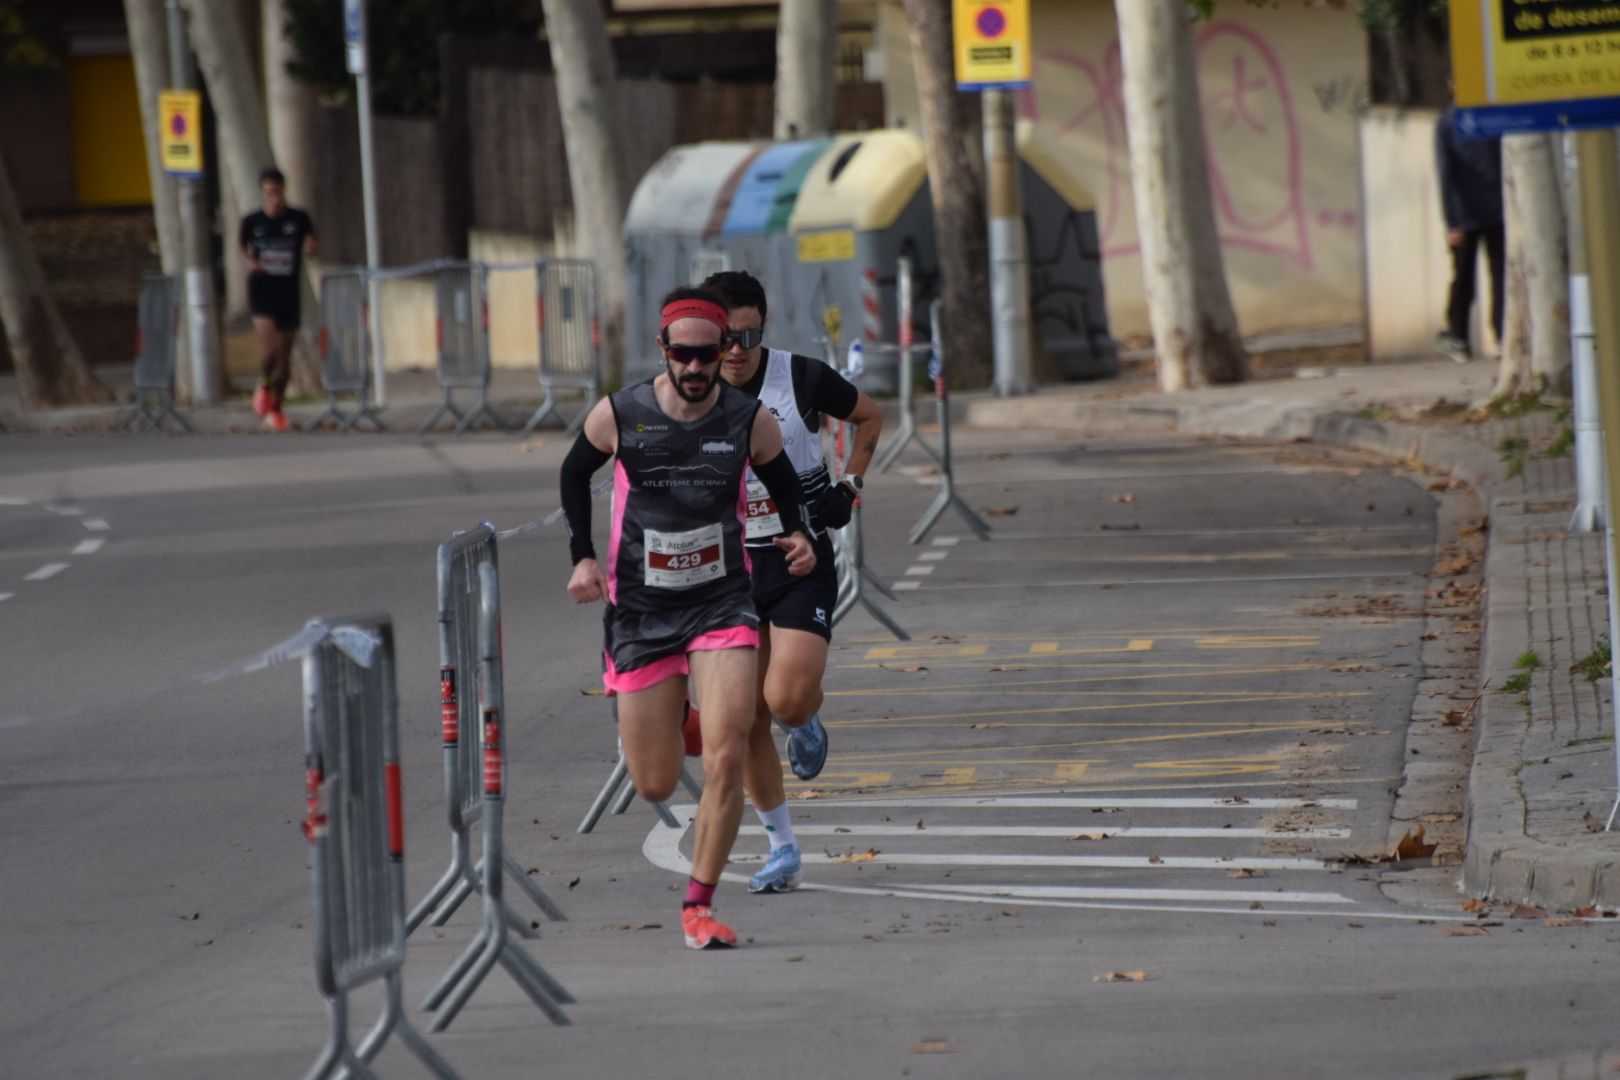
[822, 338, 909, 642]
[910, 299, 991, 545]
[118, 273, 193, 433]
[409, 525, 564, 936]
[577, 697, 705, 834]
[419, 263, 511, 435]
[298, 615, 459, 1080]
[308, 269, 385, 433]
[423, 563, 574, 1027]
[521, 258, 601, 439]
[875, 257, 939, 472]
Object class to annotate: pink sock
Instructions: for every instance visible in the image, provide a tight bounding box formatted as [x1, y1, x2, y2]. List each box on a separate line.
[683, 877, 716, 908]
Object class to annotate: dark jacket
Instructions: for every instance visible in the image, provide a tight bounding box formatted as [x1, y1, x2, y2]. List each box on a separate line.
[1435, 108, 1503, 231]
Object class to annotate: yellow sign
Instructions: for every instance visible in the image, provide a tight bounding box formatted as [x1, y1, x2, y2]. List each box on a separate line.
[1451, 0, 1620, 107]
[797, 230, 856, 263]
[953, 0, 1031, 89]
[158, 90, 203, 177]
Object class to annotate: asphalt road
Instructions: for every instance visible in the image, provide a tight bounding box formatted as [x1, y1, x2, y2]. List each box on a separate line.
[1, 426, 1616, 1080]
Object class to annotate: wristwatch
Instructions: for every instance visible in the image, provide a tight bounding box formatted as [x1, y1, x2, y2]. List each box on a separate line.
[840, 474, 863, 498]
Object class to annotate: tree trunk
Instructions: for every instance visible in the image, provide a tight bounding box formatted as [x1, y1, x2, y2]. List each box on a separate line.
[1114, 0, 1247, 390]
[540, 0, 629, 385]
[180, 0, 274, 217]
[123, 0, 181, 276]
[775, 0, 838, 140]
[0, 154, 111, 407]
[1494, 138, 1533, 401]
[1517, 133, 1571, 396]
[901, 0, 993, 386]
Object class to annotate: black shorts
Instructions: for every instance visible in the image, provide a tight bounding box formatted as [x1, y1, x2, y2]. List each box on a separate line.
[601, 587, 759, 688]
[249, 277, 300, 330]
[749, 537, 838, 641]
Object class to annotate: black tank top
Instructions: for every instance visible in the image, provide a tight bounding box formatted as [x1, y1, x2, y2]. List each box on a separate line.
[606, 377, 758, 616]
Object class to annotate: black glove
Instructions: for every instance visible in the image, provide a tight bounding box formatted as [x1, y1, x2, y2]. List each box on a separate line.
[813, 483, 856, 530]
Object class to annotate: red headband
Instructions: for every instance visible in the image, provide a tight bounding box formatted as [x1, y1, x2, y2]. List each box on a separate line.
[660, 299, 729, 335]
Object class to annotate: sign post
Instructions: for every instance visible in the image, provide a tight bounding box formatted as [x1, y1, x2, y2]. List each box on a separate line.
[953, 0, 1033, 397]
[345, 0, 387, 405]
[1449, 0, 1620, 827]
[162, 0, 220, 407]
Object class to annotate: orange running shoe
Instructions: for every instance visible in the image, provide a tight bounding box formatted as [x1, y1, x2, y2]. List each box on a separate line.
[267, 409, 290, 432]
[681, 701, 702, 757]
[251, 384, 271, 418]
[680, 905, 736, 950]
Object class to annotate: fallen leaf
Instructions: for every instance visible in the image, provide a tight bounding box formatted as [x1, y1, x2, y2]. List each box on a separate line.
[1069, 833, 1110, 841]
[1223, 795, 1250, 805]
[1585, 812, 1604, 833]
[879, 664, 929, 673]
[1441, 925, 1488, 936]
[909, 1039, 956, 1054]
[1389, 824, 1438, 861]
[983, 505, 1019, 517]
[1544, 918, 1583, 928]
[567, 877, 580, 889]
[1094, 970, 1149, 983]
[1147, 855, 1164, 865]
[1572, 905, 1601, 918]
[1510, 905, 1548, 919]
[1421, 813, 1461, 824]
[1112, 493, 1136, 503]
[915, 820, 925, 830]
[928, 634, 961, 642]
[1442, 710, 1469, 727]
[833, 826, 852, 833]
[579, 687, 605, 696]
[1461, 899, 1489, 914]
[988, 665, 1027, 672]
[1227, 868, 1264, 878]
[789, 788, 828, 800]
[1347, 922, 1365, 929]
[787, 954, 805, 962]
[1098, 522, 1141, 531]
[829, 848, 881, 863]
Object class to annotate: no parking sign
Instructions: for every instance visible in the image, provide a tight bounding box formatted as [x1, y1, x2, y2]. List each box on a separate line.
[158, 90, 202, 178]
[953, 0, 1031, 90]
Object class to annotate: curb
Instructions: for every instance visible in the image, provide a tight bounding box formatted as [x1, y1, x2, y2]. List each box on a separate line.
[967, 389, 1620, 910]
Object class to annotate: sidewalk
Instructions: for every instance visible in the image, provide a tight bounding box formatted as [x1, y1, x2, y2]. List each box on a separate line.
[8, 352, 1620, 910]
[969, 356, 1620, 912]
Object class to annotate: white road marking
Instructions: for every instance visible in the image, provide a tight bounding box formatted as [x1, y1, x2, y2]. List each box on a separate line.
[738, 824, 1351, 840]
[918, 551, 948, 561]
[72, 539, 104, 556]
[901, 883, 1352, 905]
[0, 496, 28, 506]
[810, 796, 1358, 810]
[893, 581, 921, 591]
[903, 565, 935, 576]
[931, 536, 961, 546]
[25, 563, 68, 581]
[82, 518, 109, 531]
[41, 504, 82, 516]
[920, 571, 1421, 591]
[0, 592, 12, 602]
[781, 851, 1332, 871]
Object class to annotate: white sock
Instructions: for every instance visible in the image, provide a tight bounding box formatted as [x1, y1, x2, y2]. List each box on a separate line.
[756, 801, 796, 851]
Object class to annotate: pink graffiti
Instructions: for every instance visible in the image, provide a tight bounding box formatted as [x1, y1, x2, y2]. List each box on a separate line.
[1021, 20, 1314, 270]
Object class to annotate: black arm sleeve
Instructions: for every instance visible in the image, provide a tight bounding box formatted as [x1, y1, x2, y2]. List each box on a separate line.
[752, 451, 808, 537]
[560, 430, 612, 564]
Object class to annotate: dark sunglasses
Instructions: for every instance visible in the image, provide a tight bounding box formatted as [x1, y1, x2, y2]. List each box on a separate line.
[724, 327, 764, 351]
[665, 343, 722, 366]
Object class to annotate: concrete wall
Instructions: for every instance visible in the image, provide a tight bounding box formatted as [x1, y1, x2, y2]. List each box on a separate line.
[879, 0, 1372, 343]
[1360, 107, 1456, 361]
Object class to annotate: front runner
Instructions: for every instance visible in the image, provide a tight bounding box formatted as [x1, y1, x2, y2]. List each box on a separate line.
[559, 285, 815, 949]
[702, 270, 885, 894]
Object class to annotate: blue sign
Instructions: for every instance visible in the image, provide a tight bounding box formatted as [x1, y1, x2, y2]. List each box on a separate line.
[1456, 95, 1620, 138]
[344, 0, 363, 45]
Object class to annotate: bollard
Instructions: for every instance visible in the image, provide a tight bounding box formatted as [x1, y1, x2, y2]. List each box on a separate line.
[298, 615, 459, 1080]
[909, 299, 991, 545]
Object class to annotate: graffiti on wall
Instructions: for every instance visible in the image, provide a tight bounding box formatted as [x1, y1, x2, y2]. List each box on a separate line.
[1020, 20, 1361, 273]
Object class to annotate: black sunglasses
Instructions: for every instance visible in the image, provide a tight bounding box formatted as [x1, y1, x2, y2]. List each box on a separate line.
[666, 343, 722, 365]
[724, 327, 764, 351]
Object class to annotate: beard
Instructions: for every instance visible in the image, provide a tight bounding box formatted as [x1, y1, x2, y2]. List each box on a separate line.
[666, 360, 717, 403]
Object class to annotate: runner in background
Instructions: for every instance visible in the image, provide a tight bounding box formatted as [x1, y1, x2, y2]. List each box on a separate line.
[702, 270, 885, 894]
[239, 168, 316, 432]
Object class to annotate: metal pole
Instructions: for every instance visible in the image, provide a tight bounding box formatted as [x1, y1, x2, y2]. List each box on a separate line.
[1572, 128, 1620, 829]
[1566, 132, 1605, 533]
[345, 0, 386, 405]
[164, 0, 220, 406]
[982, 88, 1034, 397]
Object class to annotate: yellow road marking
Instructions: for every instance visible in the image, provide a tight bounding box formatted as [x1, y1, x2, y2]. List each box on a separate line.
[1022, 639, 1155, 656]
[1196, 635, 1319, 649]
[865, 643, 990, 660]
[1051, 763, 1092, 782]
[1135, 756, 1283, 777]
[827, 665, 1338, 690]
[832, 724, 1320, 761]
[832, 696, 1370, 728]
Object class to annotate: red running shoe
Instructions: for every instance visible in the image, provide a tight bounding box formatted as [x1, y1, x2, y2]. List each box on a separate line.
[681, 701, 702, 757]
[680, 905, 736, 950]
[251, 384, 271, 418]
[267, 408, 290, 432]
